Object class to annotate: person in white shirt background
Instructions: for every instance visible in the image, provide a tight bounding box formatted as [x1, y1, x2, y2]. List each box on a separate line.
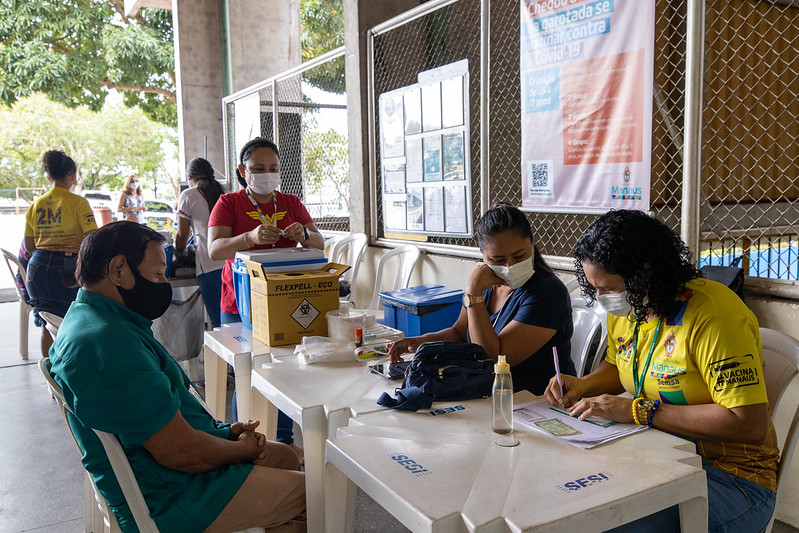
[175, 157, 227, 328]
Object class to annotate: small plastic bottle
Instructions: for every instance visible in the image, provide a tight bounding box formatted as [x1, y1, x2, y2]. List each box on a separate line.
[354, 327, 363, 347]
[492, 355, 513, 435]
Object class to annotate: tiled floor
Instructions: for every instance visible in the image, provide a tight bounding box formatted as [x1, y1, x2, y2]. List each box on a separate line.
[0, 298, 796, 532]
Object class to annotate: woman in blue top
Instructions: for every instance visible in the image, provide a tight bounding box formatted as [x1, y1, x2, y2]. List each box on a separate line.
[389, 203, 575, 394]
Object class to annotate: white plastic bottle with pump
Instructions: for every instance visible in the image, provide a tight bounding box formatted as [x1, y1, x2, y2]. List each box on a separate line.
[492, 355, 513, 434]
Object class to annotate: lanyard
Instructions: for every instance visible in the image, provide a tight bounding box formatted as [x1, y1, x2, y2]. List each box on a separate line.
[631, 317, 663, 398]
[244, 188, 278, 248]
[244, 188, 276, 226]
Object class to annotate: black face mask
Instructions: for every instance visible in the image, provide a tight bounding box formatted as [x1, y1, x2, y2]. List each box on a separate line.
[117, 269, 173, 320]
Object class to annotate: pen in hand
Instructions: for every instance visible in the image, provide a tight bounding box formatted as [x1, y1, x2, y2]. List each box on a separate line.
[553, 347, 565, 409]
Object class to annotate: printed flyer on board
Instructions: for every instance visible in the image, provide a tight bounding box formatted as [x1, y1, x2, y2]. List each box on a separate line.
[520, 0, 655, 213]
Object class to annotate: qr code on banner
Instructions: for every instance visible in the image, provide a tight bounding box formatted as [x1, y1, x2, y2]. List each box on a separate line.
[527, 160, 554, 198]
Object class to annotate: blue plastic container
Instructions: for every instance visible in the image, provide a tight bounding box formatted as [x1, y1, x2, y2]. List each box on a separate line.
[232, 249, 328, 329]
[380, 284, 464, 336]
[232, 259, 253, 328]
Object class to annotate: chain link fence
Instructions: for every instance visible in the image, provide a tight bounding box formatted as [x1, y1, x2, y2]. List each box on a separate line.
[370, 0, 799, 288]
[370, 0, 689, 258]
[222, 49, 350, 232]
[699, 0, 799, 282]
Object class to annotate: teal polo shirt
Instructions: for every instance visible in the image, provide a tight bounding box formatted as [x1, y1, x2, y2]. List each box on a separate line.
[50, 289, 252, 532]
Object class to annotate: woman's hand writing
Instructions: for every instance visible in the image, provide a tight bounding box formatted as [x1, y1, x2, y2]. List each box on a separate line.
[544, 373, 590, 408]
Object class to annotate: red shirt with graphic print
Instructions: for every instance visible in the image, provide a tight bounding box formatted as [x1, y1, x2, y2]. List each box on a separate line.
[208, 189, 313, 314]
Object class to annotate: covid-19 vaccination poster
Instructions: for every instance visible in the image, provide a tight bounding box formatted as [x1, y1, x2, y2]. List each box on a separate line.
[520, 0, 655, 213]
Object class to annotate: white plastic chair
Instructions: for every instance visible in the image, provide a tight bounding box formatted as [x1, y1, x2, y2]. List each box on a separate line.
[564, 276, 581, 295]
[570, 306, 607, 378]
[2, 247, 33, 360]
[330, 232, 368, 303]
[367, 244, 420, 311]
[39, 311, 62, 341]
[39, 358, 141, 532]
[40, 357, 261, 533]
[759, 328, 799, 533]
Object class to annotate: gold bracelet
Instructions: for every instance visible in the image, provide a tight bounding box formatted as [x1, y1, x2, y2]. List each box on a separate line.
[631, 398, 641, 425]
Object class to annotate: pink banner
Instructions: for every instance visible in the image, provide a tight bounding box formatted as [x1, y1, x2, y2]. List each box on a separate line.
[520, 0, 655, 212]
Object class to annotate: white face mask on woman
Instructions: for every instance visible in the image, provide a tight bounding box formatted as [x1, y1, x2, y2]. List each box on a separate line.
[248, 172, 281, 196]
[596, 291, 633, 317]
[488, 258, 535, 289]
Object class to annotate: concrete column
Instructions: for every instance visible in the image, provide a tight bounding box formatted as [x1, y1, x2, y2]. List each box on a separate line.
[343, 0, 421, 235]
[228, 0, 301, 92]
[172, 0, 225, 177]
[172, 0, 300, 180]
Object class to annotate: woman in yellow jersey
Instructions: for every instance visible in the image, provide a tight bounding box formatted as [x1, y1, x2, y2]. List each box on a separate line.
[24, 150, 97, 357]
[545, 210, 778, 533]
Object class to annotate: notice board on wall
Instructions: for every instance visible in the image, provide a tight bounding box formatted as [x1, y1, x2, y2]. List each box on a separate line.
[378, 60, 472, 238]
[520, 0, 655, 213]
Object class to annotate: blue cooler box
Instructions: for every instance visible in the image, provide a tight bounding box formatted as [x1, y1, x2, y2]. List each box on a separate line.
[379, 284, 464, 336]
[233, 249, 328, 329]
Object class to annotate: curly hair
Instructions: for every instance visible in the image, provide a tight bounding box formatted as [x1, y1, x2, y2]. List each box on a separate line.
[573, 210, 699, 322]
[41, 150, 76, 181]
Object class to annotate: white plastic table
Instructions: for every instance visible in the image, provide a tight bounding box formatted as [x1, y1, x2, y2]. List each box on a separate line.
[325, 392, 709, 533]
[250, 355, 400, 533]
[202, 323, 273, 422]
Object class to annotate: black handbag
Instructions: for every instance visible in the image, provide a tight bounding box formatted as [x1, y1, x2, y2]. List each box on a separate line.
[377, 342, 495, 411]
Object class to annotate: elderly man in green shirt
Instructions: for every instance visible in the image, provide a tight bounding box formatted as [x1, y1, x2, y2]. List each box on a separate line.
[49, 221, 306, 532]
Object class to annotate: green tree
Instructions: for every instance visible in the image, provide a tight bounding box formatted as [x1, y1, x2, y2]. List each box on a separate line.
[0, 93, 174, 193]
[0, 1, 176, 126]
[300, 0, 345, 94]
[303, 118, 349, 212]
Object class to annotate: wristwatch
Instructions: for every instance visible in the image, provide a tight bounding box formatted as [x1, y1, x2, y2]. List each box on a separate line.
[462, 293, 484, 308]
[303, 227, 310, 242]
[636, 399, 655, 425]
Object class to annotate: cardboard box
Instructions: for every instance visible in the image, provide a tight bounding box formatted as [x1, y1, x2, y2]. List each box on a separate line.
[246, 261, 350, 346]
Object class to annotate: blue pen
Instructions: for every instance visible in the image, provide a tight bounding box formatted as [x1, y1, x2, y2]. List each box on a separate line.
[553, 347, 565, 409]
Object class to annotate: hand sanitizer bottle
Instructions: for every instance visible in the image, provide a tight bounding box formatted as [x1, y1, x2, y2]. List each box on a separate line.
[492, 355, 513, 434]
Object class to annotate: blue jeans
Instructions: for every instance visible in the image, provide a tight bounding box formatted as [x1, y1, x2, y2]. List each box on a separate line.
[26, 250, 79, 327]
[219, 310, 294, 445]
[607, 464, 776, 533]
[197, 269, 222, 329]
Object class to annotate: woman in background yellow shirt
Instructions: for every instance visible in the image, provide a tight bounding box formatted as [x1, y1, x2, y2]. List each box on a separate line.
[24, 150, 97, 357]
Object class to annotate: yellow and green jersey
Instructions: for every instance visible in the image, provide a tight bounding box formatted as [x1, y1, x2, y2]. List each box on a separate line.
[605, 278, 778, 492]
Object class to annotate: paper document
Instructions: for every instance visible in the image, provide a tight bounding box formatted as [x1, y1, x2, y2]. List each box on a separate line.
[514, 397, 647, 449]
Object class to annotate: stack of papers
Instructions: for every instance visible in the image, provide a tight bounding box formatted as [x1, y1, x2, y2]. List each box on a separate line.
[513, 397, 647, 449]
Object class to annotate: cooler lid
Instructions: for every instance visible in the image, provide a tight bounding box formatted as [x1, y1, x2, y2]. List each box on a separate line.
[379, 284, 463, 306]
[235, 248, 326, 266]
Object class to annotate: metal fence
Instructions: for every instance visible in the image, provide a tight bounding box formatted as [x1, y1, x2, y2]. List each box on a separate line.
[368, 0, 799, 289]
[222, 48, 350, 232]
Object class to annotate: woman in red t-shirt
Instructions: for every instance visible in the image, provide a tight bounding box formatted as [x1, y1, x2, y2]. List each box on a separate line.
[208, 138, 323, 459]
[208, 138, 324, 323]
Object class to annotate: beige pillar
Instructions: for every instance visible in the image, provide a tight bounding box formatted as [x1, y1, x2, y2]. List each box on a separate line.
[343, 0, 421, 235]
[171, 0, 300, 180]
[171, 0, 225, 177]
[228, 0, 301, 92]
